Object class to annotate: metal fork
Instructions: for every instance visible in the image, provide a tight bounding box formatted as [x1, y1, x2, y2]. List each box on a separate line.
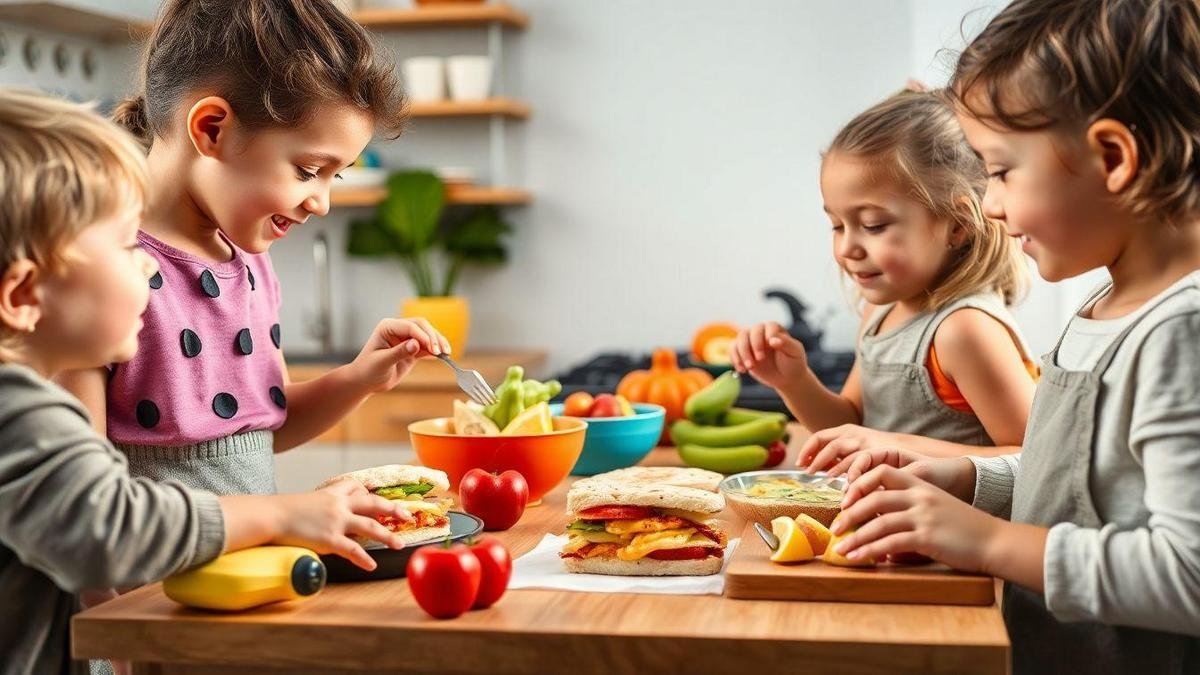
[436, 353, 498, 406]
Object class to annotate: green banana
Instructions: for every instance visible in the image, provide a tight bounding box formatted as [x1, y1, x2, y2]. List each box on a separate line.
[721, 407, 788, 426]
[678, 443, 769, 474]
[670, 415, 786, 448]
[684, 371, 740, 424]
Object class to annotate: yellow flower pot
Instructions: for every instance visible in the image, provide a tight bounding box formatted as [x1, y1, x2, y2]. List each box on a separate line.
[401, 296, 470, 355]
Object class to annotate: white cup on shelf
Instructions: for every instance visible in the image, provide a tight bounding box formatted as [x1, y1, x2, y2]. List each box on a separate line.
[446, 55, 493, 101]
[402, 57, 446, 102]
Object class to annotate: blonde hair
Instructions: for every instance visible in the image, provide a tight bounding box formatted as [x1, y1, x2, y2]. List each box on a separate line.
[826, 89, 1027, 309]
[0, 87, 148, 352]
[950, 0, 1200, 228]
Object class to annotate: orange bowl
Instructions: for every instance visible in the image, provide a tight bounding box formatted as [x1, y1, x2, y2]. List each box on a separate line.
[409, 417, 587, 502]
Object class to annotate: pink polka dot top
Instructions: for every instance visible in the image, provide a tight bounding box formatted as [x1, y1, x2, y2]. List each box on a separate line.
[107, 230, 288, 447]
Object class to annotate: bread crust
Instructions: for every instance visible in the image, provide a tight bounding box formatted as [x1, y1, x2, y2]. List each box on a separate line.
[566, 481, 724, 515]
[318, 465, 450, 492]
[562, 554, 723, 576]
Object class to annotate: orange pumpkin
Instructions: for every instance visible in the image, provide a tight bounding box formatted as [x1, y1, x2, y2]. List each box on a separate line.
[617, 348, 714, 444]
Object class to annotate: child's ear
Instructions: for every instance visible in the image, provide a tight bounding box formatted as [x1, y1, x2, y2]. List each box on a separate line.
[0, 260, 42, 333]
[186, 96, 236, 159]
[1086, 119, 1139, 195]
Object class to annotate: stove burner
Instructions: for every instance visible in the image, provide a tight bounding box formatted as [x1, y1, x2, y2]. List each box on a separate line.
[550, 349, 854, 417]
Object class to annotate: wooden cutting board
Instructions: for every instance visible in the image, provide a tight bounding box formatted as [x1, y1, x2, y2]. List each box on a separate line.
[725, 522, 995, 606]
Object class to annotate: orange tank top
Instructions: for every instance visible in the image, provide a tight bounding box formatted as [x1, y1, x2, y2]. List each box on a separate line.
[926, 341, 1039, 413]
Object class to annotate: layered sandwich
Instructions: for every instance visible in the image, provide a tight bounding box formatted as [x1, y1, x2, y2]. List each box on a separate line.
[560, 481, 728, 576]
[318, 465, 453, 546]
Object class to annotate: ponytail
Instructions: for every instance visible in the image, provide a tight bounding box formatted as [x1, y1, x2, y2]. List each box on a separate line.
[111, 95, 149, 148]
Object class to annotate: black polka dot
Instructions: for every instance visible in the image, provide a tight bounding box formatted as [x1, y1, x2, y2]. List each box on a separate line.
[212, 393, 238, 419]
[270, 324, 281, 349]
[149, 272, 163, 289]
[199, 269, 220, 298]
[236, 328, 253, 355]
[269, 386, 286, 409]
[180, 329, 202, 358]
[136, 400, 160, 428]
[247, 266, 256, 291]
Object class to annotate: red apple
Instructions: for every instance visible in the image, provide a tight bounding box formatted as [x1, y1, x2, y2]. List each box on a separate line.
[762, 440, 787, 468]
[459, 469, 530, 531]
[589, 393, 623, 418]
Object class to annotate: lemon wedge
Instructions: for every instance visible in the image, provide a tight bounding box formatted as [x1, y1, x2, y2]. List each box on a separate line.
[501, 401, 553, 435]
[769, 516, 815, 563]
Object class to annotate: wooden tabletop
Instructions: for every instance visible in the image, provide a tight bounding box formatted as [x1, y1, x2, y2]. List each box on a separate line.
[72, 439, 1010, 675]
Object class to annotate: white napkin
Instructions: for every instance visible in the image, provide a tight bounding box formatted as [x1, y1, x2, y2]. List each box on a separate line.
[508, 534, 740, 596]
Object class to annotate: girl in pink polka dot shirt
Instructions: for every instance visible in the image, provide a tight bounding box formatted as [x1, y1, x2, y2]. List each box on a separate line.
[59, 0, 451, 496]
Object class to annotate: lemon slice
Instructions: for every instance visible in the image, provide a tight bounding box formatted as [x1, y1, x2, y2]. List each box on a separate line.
[501, 401, 553, 435]
[769, 516, 815, 563]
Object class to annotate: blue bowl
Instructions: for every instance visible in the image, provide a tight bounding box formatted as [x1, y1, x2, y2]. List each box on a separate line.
[549, 403, 666, 476]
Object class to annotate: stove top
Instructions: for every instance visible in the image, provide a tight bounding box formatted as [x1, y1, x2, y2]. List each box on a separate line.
[550, 349, 854, 417]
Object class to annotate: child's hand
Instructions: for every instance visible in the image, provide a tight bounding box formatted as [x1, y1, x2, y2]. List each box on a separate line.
[834, 451, 977, 502]
[272, 480, 414, 571]
[829, 465, 1004, 572]
[729, 321, 809, 389]
[350, 317, 452, 394]
[795, 424, 902, 473]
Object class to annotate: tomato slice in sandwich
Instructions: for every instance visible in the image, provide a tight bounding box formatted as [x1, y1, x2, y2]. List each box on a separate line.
[577, 505, 656, 521]
[646, 546, 722, 561]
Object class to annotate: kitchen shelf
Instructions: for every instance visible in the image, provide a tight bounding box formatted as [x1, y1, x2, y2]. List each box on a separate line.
[353, 3, 528, 30]
[410, 97, 529, 119]
[331, 185, 532, 208]
[0, 2, 150, 42]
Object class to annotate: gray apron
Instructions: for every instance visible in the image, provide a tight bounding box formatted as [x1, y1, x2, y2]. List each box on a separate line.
[1007, 283, 1200, 675]
[860, 293, 1028, 445]
[116, 429, 277, 495]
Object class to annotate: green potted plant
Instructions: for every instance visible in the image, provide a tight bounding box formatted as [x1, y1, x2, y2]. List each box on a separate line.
[346, 170, 512, 354]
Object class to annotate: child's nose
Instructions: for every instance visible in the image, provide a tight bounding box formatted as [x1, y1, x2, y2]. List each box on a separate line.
[139, 250, 159, 279]
[304, 194, 329, 218]
[982, 186, 1005, 221]
[837, 230, 865, 259]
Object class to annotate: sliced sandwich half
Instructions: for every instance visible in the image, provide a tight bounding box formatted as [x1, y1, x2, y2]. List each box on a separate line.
[318, 464, 453, 546]
[560, 480, 728, 576]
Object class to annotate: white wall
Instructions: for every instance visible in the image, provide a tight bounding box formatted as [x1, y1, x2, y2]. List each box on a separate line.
[4, 0, 1108, 372]
[270, 0, 913, 373]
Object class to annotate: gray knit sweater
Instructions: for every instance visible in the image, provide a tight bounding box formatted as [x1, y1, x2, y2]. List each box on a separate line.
[0, 364, 225, 674]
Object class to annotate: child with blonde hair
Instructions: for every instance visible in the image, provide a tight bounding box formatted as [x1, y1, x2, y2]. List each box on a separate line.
[0, 87, 411, 675]
[832, 1, 1200, 671]
[732, 89, 1038, 467]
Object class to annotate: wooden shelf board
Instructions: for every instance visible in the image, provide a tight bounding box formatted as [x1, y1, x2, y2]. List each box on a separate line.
[409, 97, 529, 119]
[0, 2, 150, 42]
[331, 185, 531, 208]
[353, 3, 528, 30]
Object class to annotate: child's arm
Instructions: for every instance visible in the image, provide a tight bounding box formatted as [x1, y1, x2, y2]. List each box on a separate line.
[52, 367, 108, 435]
[0, 400, 411, 589]
[731, 319, 864, 432]
[272, 318, 451, 452]
[796, 309, 1034, 470]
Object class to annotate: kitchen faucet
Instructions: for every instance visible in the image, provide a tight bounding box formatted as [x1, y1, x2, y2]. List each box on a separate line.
[308, 231, 334, 356]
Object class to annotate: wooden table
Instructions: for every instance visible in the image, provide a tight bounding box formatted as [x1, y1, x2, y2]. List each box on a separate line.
[73, 441, 1010, 674]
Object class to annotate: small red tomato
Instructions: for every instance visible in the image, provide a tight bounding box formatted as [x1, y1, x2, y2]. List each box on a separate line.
[562, 391, 595, 417]
[468, 536, 513, 610]
[459, 469, 530, 531]
[762, 440, 787, 468]
[589, 393, 623, 418]
[407, 542, 481, 619]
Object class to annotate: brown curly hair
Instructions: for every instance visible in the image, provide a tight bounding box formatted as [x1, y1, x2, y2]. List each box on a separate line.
[113, 0, 407, 145]
[949, 0, 1200, 226]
